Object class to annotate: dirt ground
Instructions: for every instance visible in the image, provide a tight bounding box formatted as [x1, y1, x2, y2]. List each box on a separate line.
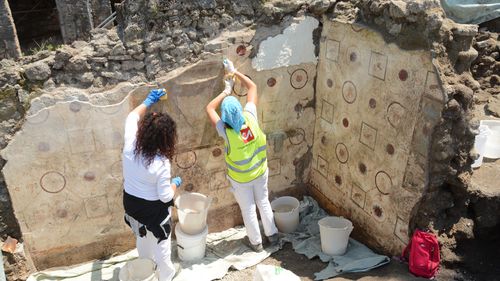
[220, 243, 463, 281]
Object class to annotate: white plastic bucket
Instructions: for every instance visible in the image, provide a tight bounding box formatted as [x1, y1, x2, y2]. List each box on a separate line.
[119, 258, 158, 281]
[480, 120, 500, 159]
[175, 224, 208, 262]
[271, 196, 300, 233]
[175, 192, 212, 235]
[472, 125, 489, 168]
[318, 216, 353, 256]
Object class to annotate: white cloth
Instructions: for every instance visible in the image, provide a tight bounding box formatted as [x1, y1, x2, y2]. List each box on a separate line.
[137, 230, 175, 281]
[229, 170, 278, 245]
[216, 102, 258, 143]
[122, 112, 174, 203]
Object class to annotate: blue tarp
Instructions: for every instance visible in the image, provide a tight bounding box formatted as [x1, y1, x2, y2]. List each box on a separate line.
[441, 0, 500, 24]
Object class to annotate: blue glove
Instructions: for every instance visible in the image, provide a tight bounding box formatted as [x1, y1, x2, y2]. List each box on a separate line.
[143, 89, 166, 107]
[172, 177, 182, 187]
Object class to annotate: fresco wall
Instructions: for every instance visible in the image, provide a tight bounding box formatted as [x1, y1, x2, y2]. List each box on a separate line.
[0, 16, 446, 268]
[309, 20, 446, 254]
[1, 18, 317, 269]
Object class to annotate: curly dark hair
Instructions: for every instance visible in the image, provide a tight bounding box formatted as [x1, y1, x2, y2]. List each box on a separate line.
[134, 112, 177, 166]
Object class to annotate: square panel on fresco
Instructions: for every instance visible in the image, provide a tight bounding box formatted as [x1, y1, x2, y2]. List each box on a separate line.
[359, 122, 378, 150]
[317, 155, 329, 178]
[321, 99, 334, 123]
[368, 51, 388, 81]
[67, 129, 96, 154]
[269, 158, 282, 176]
[326, 39, 340, 62]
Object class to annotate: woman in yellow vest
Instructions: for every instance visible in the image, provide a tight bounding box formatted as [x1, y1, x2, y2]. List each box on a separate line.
[206, 59, 279, 252]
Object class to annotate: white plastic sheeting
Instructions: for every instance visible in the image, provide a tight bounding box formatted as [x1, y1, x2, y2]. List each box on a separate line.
[26, 197, 389, 281]
[253, 264, 300, 281]
[440, 0, 500, 24]
[26, 227, 280, 281]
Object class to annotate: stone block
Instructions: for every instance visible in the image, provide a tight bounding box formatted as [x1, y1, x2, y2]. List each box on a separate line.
[24, 61, 51, 81]
[108, 55, 132, 61]
[121, 60, 145, 71]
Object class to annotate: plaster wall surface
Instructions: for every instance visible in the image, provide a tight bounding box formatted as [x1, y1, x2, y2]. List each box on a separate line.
[1, 18, 316, 269]
[0, 0, 21, 59]
[310, 20, 445, 254]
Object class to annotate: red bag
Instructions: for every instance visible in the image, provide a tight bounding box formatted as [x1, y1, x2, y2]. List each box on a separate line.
[402, 229, 440, 279]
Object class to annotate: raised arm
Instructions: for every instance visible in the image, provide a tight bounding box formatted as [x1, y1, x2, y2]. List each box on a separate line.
[223, 59, 257, 105]
[131, 88, 167, 119]
[131, 104, 148, 118]
[124, 89, 167, 149]
[206, 79, 233, 127]
[234, 71, 257, 105]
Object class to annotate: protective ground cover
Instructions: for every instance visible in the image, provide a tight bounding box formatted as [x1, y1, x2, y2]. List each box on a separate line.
[27, 197, 388, 281]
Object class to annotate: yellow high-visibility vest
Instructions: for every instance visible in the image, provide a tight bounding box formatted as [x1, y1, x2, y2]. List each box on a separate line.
[224, 112, 267, 183]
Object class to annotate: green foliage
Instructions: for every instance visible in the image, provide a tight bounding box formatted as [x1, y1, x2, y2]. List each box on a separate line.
[26, 39, 61, 56]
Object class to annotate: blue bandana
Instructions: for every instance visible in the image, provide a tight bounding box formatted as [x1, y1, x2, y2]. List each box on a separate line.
[221, 96, 244, 132]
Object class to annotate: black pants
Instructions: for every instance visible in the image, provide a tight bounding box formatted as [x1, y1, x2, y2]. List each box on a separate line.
[123, 191, 173, 242]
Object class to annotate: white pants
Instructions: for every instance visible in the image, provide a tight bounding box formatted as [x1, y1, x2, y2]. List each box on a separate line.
[229, 170, 278, 245]
[136, 230, 175, 281]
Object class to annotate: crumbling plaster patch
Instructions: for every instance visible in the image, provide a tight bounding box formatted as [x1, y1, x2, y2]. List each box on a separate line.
[252, 16, 319, 71]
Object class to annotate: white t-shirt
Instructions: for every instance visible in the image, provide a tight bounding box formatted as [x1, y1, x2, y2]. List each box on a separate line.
[122, 112, 174, 203]
[216, 102, 258, 142]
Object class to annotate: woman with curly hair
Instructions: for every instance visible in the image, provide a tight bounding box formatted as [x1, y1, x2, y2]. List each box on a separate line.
[122, 89, 181, 281]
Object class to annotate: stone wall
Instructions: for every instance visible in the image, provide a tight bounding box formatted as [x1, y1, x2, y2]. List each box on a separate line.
[0, 0, 21, 59]
[55, 0, 94, 43]
[91, 0, 113, 28]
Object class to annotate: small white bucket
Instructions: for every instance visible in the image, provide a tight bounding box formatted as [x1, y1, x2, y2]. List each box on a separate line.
[175, 224, 208, 262]
[472, 125, 489, 168]
[480, 120, 500, 159]
[271, 196, 300, 233]
[318, 216, 353, 256]
[175, 192, 212, 235]
[119, 258, 158, 281]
